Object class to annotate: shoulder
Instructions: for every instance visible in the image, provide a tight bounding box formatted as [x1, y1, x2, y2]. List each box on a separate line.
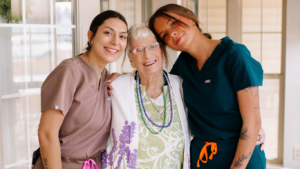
[229, 43, 249, 55]
[177, 52, 190, 62]
[111, 74, 134, 88]
[53, 57, 81, 73]
[224, 41, 255, 65]
[42, 57, 81, 87]
[168, 73, 181, 84]
[58, 56, 81, 68]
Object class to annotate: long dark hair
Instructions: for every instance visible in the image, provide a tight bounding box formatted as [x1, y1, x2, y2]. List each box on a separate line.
[147, 4, 211, 52]
[84, 10, 128, 52]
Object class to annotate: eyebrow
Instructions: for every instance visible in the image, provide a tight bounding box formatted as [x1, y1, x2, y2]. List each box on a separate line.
[158, 18, 171, 36]
[104, 26, 127, 34]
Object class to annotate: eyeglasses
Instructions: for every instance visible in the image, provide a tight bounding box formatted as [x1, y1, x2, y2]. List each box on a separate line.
[130, 42, 160, 55]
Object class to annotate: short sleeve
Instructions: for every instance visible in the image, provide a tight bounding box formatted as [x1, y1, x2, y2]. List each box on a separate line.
[41, 63, 77, 115]
[227, 44, 264, 92]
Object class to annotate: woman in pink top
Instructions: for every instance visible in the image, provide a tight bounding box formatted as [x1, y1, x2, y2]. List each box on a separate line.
[33, 10, 128, 169]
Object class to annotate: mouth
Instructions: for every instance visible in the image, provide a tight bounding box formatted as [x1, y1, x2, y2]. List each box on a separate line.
[104, 47, 119, 55]
[143, 60, 157, 67]
[175, 34, 183, 45]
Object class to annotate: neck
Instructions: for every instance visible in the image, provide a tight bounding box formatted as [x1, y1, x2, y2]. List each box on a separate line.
[138, 70, 164, 96]
[81, 50, 107, 76]
[187, 32, 212, 63]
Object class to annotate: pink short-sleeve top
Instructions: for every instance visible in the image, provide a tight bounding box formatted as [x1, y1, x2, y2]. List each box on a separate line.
[41, 56, 111, 158]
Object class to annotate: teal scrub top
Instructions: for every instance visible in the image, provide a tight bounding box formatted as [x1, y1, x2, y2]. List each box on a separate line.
[170, 37, 263, 141]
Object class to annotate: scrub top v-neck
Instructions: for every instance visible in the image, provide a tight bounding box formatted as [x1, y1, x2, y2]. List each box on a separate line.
[170, 37, 265, 168]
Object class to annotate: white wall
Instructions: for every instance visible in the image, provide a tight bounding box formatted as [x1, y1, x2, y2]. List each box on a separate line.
[283, 0, 300, 168]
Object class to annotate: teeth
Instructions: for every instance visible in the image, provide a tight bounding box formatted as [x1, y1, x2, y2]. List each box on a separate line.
[145, 61, 155, 66]
[105, 48, 117, 53]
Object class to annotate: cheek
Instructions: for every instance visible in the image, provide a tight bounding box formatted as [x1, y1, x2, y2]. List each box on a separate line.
[120, 40, 127, 50]
[92, 36, 106, 47]
[165, 38, 173, 47]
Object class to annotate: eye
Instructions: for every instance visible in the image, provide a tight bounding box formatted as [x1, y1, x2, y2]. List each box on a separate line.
[149, 44, 156, 49]
[171, 21, 177, 27]
[162, 34, 167, 40]
[136, 47, 143, 53]
[105, 31, 112, 35]
[120, 35, 127, 39]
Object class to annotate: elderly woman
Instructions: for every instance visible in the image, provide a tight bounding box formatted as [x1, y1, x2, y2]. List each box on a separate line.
[102, 25, 190, 169]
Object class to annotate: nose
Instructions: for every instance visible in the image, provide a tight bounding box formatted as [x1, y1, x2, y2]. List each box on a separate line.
[170, 31, 177, 39]
[111, 34, 119, 45]
[144, 47, 151, 58]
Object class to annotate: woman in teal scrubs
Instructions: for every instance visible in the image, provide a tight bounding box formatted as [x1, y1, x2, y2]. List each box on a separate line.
[148, 4, 266, 169]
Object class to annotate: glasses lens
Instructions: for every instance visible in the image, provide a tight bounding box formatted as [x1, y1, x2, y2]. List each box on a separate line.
[136, 47, 143, 53]
[149, 42, 159, 51]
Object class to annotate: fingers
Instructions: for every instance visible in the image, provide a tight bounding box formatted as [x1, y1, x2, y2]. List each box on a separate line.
[108, 90, 113, 96]
[107, 82, 114, 91]
[260, 143, 265, 151]
[107, 82, 113, 96]
[107, 73, 121, 83]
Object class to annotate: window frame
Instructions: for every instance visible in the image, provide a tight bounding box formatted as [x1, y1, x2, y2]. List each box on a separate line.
[228, 0, 285, 164]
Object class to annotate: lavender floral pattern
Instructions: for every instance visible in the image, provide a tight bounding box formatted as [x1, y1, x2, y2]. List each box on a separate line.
[104, 121, 137, 169]
[102, 151, 108, 168]
[108, 128, 118, 166]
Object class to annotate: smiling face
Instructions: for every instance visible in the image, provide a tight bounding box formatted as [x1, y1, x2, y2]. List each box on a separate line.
[153, 12, 198, 52]
[128, 35, 163, 77]
[89, 18, 128, 64]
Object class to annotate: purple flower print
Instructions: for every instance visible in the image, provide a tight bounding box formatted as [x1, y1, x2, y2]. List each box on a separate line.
[108, 128, 118, 166]
[103, 121, 137, 169]
[115, 121, 136, 169]
[126, 149, 137, 169]
[102, 151, 108, 168]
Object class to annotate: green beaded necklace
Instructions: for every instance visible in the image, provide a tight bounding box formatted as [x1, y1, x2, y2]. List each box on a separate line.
[136, 73, 167, 135]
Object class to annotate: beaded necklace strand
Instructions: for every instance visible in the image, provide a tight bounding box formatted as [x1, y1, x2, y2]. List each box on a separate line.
[136, 72, 174, 134]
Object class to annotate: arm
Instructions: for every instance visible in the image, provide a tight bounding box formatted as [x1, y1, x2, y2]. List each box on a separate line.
[230, 86, 261, 169]
[38, 109, 64, 169]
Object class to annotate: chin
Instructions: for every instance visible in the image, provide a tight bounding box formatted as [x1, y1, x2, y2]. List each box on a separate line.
[106, 56, 121, 63]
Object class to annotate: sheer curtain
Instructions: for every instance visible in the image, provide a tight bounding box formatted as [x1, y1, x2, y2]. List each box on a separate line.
[0, 0, 76, 168]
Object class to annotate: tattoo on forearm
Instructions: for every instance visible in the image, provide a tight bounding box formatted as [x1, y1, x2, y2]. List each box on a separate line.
[255, 105, 260, 109]
[244, 86, 259, 97]
[43, 158, 49, 169]
[231, 151, 253, 168]
[239, 128, 251, 140]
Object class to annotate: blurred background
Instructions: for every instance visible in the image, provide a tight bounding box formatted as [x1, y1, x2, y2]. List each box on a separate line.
[0, 0, 299, 169]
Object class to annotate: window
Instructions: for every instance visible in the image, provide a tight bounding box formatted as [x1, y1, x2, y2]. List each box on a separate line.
[141, 0, 152, 23]
[242, 0, 283, 162]
[198, 0, 227, 40]
[0, 0, 76, 168]
[100, 0, 109, 12]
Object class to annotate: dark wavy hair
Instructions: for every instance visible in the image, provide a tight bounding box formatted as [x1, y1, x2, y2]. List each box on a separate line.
[147, 4, 211, 53]
[84, 10, 128, 52]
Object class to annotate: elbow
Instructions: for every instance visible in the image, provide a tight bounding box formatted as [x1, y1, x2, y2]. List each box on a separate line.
[243, 116, 261, 133]
[38, 126, 58, 146]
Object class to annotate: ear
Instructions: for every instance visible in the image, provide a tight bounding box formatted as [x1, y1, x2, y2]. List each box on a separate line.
[128, 53, 136, 68]
[87, 30, 93, 45]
